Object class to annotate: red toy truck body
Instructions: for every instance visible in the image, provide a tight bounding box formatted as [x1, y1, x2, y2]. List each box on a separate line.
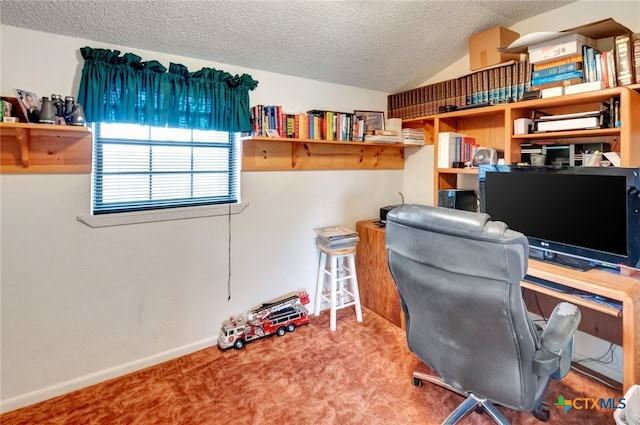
[218, 291, 310, 350]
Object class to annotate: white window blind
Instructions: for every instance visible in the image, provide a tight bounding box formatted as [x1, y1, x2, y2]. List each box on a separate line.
[92, 123, 240, 214]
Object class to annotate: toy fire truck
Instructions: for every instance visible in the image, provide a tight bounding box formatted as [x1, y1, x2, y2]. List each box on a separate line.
[218, 290, 311, 350]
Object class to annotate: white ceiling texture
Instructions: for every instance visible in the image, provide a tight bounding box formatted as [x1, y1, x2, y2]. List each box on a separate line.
[0, 0, 575, 93]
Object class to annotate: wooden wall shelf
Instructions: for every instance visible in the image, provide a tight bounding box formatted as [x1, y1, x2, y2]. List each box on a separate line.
[0, 122, 92, 173]
[242, 136, 418, 171]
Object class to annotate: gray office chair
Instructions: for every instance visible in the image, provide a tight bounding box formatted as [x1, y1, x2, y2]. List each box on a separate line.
[385, 205, 581, 425]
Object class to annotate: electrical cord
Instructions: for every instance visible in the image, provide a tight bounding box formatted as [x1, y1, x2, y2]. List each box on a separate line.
[570, 364, 622, 391]
[227, 203, 232, 301]
[574, 342, 616, 365]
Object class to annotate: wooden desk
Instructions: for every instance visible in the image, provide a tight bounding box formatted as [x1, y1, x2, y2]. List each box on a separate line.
[524, 260, 640, 393]
[356, 218, 640, 393]
[356, 220, 403, 328]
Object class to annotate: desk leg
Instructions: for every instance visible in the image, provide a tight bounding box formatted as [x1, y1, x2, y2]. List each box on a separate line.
[622, 299, 639, 393]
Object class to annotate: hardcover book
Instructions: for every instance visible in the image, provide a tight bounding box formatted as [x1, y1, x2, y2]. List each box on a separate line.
[633, 38, 640, 84]
[532, 54, 583, 71]
[437, 132, 466, 168]
[528, 34, 596, 64]
[615, 34, 635, 86]
[531, 61, 582, 79]
[530, 70, 583, 87]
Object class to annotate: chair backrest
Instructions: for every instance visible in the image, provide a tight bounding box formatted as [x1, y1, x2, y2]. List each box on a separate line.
[385, 204, 540, 411]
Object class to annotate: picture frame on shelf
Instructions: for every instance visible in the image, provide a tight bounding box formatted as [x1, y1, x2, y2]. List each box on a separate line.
[14, 88, 40, 123]
[1, 97, 28, 123]
[354, 110, 384, 135]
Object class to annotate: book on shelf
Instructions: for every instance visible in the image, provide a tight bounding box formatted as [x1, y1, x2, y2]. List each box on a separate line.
[364, 134, 403, 143]
[250, 105, 370, 142]
[438, 132, 465, 168]
[528, 33, 596, 64]
[387, 60, 531, 120]
[615, 34, 635, 86]
[530, 77, 583, 91]
[531, 61, 582, 79]
[532, 53, 583, 71]
[633, 38, 640, 84]
[600, 50, 617, 88]
[401, 128, 425, 145]
[437, 132, 478, 167]
[564, 81, 605, 95]
[530, 70, 584, 87]
[582, 45, 602, 83]
[461, 136, 478, 163]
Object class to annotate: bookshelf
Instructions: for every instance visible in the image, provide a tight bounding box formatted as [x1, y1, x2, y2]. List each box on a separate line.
[0, 122, 92, 173]
[402, 85, 640, 204]
[241, 136, 417, 171]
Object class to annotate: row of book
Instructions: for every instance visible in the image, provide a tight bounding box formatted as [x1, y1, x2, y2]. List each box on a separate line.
[437, 132, 478, 168]
[388, 60, 531, 120]
[529, 33, 640, 92]
[250, 105, 366, 142]
[389, 34, 640, 121]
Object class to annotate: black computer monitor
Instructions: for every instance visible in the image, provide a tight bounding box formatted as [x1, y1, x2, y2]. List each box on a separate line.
[479, 165, 640, 271]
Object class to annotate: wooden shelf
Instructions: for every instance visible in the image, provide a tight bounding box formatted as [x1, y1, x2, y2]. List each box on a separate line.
[402, 86, 640, 202]
[512, 128, 620, 140]
[241, 136, 416, 171]
[1, 122, 93, 173]
[437, 167, 479, 175]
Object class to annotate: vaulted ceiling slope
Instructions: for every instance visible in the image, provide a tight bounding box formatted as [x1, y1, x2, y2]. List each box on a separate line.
[0, 0, 575, 93]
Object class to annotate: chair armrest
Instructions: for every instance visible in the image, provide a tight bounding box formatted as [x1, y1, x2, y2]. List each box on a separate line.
[533, 302, 581, 378]
[541, 302, 581, 351]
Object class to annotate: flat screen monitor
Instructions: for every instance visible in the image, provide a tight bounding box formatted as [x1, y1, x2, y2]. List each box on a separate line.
[479, 165, 640, 271]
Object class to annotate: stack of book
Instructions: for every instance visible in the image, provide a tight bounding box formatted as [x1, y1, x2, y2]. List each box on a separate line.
[401, 128, 425, 145]
[364, 129, 403, 144]
[314, 226, 359, 250]
[528, 33, 593, 93]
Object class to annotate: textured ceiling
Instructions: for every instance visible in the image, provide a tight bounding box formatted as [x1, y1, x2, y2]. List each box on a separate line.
[0, 0, 575, 93]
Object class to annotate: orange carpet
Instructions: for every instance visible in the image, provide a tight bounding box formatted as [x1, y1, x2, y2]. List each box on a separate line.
[1, 307, 621, 424]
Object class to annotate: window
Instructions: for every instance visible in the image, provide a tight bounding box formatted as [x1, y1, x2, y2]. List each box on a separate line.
[92, 123, 240, 214]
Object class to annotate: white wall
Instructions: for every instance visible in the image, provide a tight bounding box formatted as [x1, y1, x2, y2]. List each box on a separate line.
[0, 25, 402, 412]
[2, 1, 638, 411]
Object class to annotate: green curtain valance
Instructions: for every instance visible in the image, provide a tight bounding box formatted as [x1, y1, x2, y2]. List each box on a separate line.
[77, 46, 258, 132]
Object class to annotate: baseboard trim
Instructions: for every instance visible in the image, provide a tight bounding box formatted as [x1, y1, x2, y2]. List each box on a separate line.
[0, 337, 218, 414]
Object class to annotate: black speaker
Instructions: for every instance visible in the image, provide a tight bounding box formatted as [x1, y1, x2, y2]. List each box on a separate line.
[438, 189, 477, 212]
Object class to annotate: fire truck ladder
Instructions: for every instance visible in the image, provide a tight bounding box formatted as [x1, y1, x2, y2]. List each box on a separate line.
[250, 294, 300, 322]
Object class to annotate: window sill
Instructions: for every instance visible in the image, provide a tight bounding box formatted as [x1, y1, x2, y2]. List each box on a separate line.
[77, 202, 249, 228]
